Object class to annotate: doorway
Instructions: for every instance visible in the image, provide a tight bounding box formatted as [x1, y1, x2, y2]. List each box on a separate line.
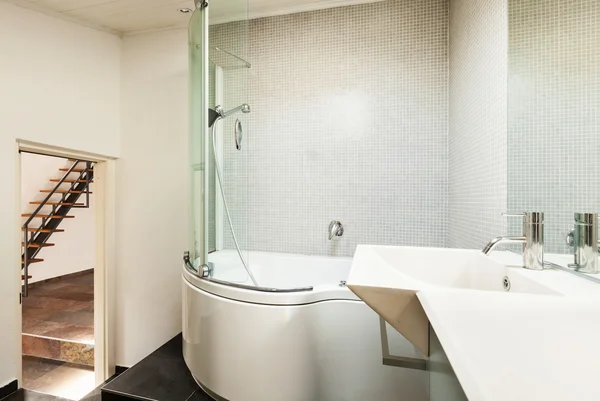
[20, 153, 96, 399]
[16, 142, 115, 399]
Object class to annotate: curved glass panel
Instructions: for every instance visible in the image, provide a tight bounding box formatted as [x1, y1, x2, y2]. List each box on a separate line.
[189, 5, 208, 269]
[190, 0, 255, 286]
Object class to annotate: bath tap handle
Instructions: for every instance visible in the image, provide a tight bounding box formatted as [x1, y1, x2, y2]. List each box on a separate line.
[328, 221, 344, 241]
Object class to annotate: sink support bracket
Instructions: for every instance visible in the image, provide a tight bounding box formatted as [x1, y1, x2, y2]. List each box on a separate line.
[380, 317, 428, 371]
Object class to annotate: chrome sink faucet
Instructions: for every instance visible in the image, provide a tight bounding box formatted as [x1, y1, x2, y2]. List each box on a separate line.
[566, 213, 598, 274]
[482, 212, 544, 271]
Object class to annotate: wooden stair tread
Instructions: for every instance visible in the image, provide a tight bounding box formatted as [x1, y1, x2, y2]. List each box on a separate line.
[21, 259, 43, 264]
[29, 201, 84, 206]
[22, 243, 55, 248]
[22, 228, 64, 233]
[49, 179, 94, 183]
[22, 275, 33, 280]
[59, 168, 94, 173]
[21, 214, 75, 218]
[40, 190, 93, 194]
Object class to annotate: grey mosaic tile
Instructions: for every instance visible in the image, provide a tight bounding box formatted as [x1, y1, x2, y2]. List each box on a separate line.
[209, 0, 449, 256]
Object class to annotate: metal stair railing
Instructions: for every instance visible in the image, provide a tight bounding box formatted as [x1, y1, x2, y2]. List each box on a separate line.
[22, 160, 94, 297]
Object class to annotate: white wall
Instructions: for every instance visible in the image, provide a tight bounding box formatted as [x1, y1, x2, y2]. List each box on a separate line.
[117, 28, 189, 367]
[0, 2, 120, 388]
[447, 0, 508, 249]
[20, 153, 95, 283]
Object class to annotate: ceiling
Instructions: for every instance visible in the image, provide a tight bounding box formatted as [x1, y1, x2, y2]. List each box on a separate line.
[8, 0, 385, 35]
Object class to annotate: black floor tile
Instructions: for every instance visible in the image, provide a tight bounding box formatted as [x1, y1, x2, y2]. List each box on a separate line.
[1, 389, 71, 401]
[101, 334, 203, 401]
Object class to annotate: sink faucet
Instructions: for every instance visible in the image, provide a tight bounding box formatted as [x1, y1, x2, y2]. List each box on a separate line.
[566, 213, 598, 274]
[328, 220, 344, 241]
[482, 212, 544, 271]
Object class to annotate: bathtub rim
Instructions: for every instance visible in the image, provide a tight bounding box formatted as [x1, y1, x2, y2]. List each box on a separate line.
[182, 266, 360, 306]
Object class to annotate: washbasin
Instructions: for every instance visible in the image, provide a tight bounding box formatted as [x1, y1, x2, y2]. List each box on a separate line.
[346, 245, 559, 355]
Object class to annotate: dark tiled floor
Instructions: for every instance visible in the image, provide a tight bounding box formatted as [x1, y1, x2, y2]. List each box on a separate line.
[21, 357, 94, 401]
[1, 389, 71, 401]
[102, 334, 212, 401]
[23, 272, 94, 343]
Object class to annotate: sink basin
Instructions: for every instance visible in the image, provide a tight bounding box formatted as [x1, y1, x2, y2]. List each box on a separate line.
[346, 245, 559, 355]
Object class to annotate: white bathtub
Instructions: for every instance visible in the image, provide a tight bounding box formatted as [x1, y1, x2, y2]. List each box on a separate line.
[182, 250, 429, 401]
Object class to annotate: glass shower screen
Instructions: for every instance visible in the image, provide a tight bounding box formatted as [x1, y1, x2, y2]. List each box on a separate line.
[188, 0, 253, 285]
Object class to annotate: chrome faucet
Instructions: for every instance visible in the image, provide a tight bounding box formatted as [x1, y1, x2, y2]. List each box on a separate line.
[482, 212, 544, 270]
[566, 213, 599, 274]
[328, 221, 344, 241]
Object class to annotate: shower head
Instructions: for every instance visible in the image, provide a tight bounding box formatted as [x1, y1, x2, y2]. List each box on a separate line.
[208, 104, 251, 127]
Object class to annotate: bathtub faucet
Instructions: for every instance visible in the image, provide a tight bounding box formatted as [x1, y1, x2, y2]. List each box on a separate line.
[329, 221, 344, 241]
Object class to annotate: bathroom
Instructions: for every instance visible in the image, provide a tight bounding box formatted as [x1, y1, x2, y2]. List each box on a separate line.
[0, 0, 598, 400]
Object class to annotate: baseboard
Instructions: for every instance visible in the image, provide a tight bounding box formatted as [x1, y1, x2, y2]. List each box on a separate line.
[0, 380, 17, 400]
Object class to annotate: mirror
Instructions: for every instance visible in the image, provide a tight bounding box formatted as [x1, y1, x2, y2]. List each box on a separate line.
[507, 1, 600, 270]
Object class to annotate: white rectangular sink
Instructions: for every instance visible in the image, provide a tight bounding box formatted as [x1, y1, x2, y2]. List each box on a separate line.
[346, 245, 560, 355]
[348, 245, 559, 294]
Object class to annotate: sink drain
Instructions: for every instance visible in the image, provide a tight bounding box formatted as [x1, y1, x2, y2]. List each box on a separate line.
[503, 276, 511, 291]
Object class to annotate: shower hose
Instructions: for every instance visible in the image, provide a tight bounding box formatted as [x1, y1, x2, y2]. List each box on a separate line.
[211, 121, 259, 286]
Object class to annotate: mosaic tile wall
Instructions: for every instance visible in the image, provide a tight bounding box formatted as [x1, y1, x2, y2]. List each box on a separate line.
[209, 0, 449, 257]
[448, 0, 509, 249]
[508, 0, 600, 253]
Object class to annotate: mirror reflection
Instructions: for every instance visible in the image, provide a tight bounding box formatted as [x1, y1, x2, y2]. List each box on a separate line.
[508, 1, 600, 274]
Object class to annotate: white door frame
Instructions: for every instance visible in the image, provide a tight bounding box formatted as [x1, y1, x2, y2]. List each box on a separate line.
[16, 140, 117, 386]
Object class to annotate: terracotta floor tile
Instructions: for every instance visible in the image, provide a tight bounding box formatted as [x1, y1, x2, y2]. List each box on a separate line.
[43, 325, 94, 343]
[23, 271, 94, 344]
[22, 320, 64, 337]
[22, 336, 61, 360]
[45, 310, 94, 327]
[23, 357, 95, 400]
[22, 356, 64, 385]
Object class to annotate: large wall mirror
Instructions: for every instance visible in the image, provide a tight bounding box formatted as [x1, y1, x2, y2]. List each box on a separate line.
[507, 1, 600, 270]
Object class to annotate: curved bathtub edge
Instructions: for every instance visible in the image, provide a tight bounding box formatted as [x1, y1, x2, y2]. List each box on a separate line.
[182, 266, 360, 305]
[193, 377, 228, 401]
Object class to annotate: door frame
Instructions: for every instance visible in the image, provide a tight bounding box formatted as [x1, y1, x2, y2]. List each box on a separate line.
[16, 140, 117, 386]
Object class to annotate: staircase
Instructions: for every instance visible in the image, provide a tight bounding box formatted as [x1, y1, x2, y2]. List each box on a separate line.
[21, 159, 94, 297]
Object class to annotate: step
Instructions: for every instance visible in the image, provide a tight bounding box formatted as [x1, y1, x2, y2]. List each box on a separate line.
[102, 334, 203, 401]
[29, 201, 84, 206]
[21, 243, 55, 248]
[59, 167, 94, 173]
[21, 258, 44, 265]
[21, 275, 32, 280]
[22, 334, 94, 367]
[49, 179, 94, 183]
[40, 189, 93, 194]
[22, 228, 65, 233]
[21, 214, 74, 219]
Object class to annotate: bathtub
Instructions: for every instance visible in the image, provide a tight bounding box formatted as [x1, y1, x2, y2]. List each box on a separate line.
[182, 250, 429, 401]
